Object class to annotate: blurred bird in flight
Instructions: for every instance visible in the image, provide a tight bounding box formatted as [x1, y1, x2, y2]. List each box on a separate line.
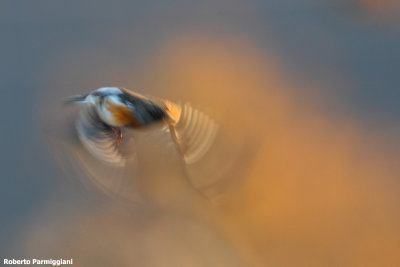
[65, 87, 218, 168]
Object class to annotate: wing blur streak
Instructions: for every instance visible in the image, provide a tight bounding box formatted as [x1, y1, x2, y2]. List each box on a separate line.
[64, 96, 233, 200]
[168, 103, 218, 164]
[75, 104, 127, 166]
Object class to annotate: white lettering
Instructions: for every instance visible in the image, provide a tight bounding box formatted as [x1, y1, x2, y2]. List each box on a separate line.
[3, 259, 31, 265]
[4, 258, 73, 265]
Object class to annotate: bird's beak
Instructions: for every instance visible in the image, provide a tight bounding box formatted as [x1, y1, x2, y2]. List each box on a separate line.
[63, 94, 88, 104]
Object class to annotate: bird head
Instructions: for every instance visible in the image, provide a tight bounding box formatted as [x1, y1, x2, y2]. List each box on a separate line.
[65, 87, 123, 105]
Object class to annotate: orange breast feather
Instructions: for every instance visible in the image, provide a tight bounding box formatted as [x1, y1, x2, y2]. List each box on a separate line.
[106, 101, 140, 127]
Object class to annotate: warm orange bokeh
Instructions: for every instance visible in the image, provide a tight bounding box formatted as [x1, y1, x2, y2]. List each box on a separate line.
[31, 34, 400, 266]
[142, 35, 400, 266]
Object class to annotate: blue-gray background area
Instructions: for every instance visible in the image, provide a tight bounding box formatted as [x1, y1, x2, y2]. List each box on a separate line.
[0, 0, 399, 254]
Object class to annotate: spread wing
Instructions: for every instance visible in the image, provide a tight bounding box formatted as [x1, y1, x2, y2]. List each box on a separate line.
[165, 102, 218, 164]
[75, 104, 128, 166]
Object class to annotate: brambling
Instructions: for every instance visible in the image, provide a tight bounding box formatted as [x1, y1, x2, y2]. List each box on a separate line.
[66, 87, 218, 166]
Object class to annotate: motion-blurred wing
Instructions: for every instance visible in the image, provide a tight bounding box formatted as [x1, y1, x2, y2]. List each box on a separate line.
[167, 102, 218, 164]
[76, 105, 127, 166]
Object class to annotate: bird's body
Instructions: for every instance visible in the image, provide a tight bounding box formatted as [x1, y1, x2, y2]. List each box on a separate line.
[84, 87, 168, 128]
[67, 87, 217, 166]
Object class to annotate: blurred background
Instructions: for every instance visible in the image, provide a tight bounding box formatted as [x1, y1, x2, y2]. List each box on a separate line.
[1, 1, 400, 266]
